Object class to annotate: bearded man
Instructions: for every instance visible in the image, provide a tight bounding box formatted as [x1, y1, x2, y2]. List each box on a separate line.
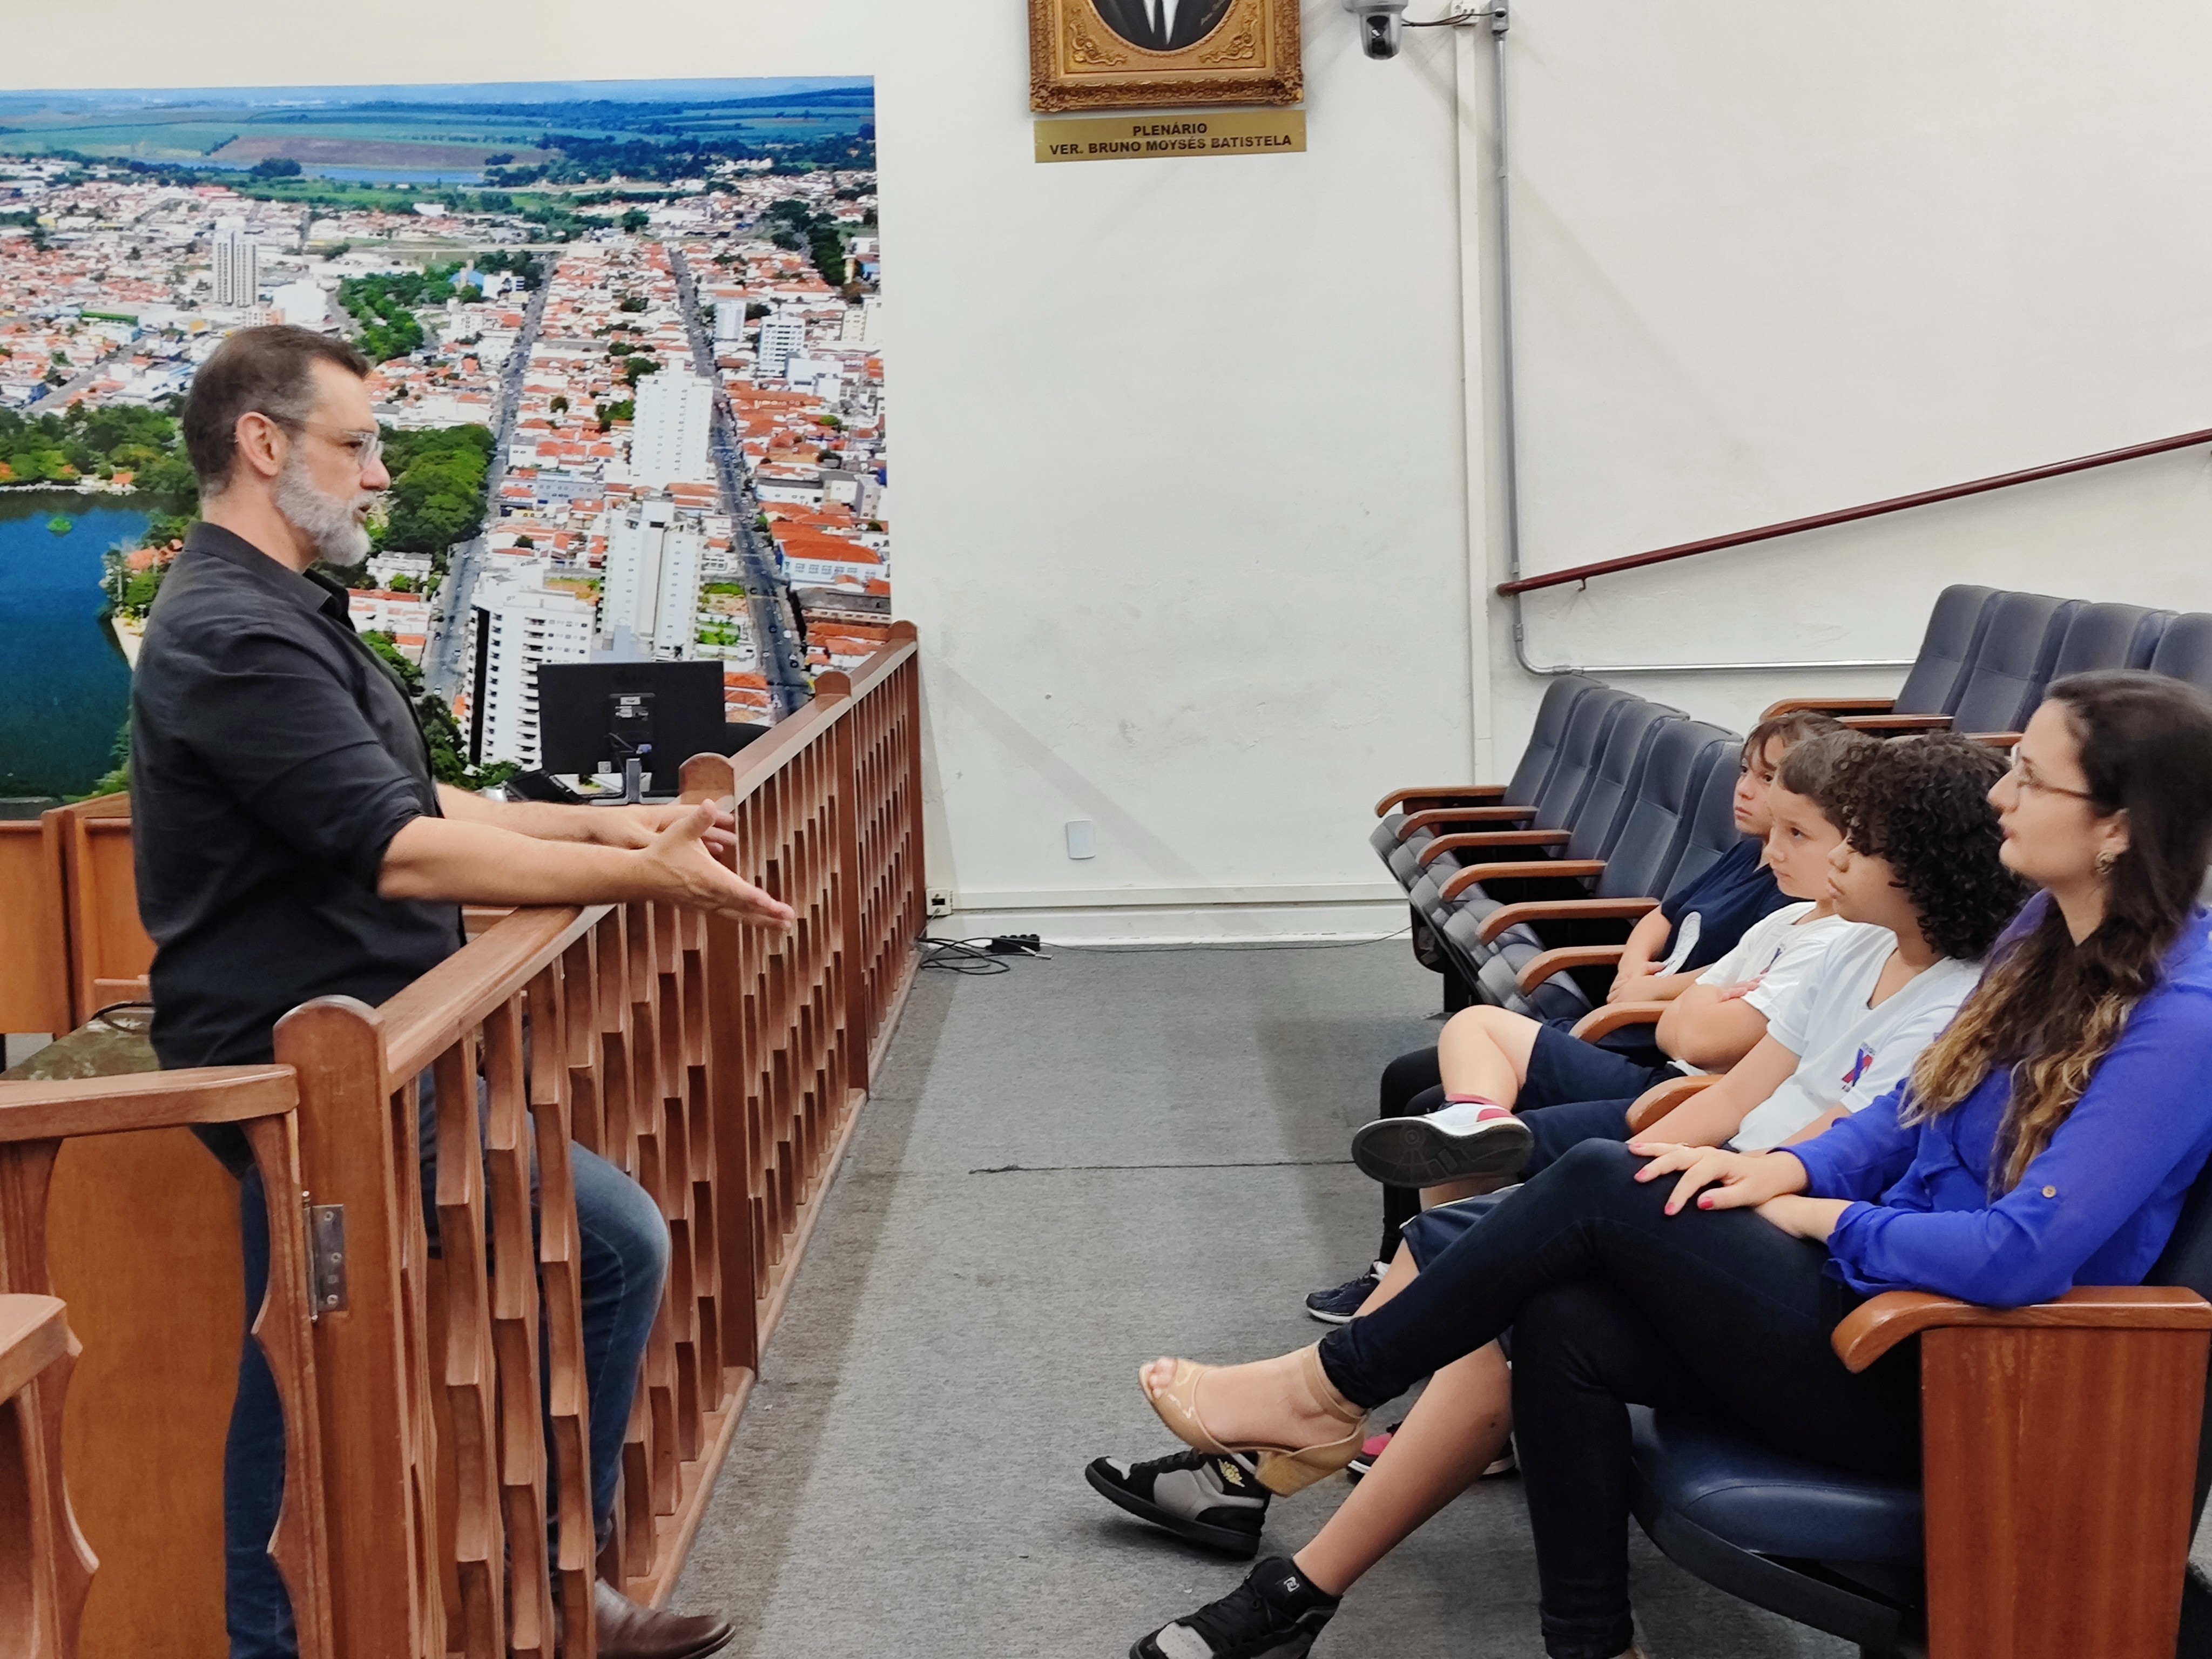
[136, 326, 786, 1658]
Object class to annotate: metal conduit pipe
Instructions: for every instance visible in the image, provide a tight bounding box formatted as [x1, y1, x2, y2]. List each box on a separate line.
[1481, 11, 1912, 678]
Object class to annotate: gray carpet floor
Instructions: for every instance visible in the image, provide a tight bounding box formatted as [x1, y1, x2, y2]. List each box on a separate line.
[672, 939, 1870, 1657]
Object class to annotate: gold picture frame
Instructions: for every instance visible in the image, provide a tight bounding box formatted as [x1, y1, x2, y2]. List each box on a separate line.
[1028, 0, 1303, 112]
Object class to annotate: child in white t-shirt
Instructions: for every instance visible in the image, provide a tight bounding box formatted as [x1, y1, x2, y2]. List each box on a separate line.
[1625, 736, 2028, 1157]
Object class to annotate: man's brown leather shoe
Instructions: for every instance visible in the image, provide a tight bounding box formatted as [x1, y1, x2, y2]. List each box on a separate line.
[585, 1581, 734, 1659]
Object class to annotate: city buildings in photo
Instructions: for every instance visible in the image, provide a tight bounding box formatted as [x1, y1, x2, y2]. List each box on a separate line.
[0, 78, 887, 795]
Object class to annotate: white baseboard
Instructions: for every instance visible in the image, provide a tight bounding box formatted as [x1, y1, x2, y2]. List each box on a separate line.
[935, 882, 1410, 945]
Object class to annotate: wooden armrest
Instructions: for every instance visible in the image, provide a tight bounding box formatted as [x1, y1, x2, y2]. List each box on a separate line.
[1759, 696, 1897, 719]
[1516, 945, 1624, 993]
[1475, 895, 1660, 945]
[1832, 1285, 2212, 1373]
[0, 1294, 70, 1402]
[1964, 731, 2024, 748]
[1569, 1000, 1670, 1043]
[1624, 1074, 1716, 1132]
[1416, 829, 1573, 865]
[1439, 860, 1607, 902]
[1839, 713, 1954, 732]
[1398, 805, 1537, 836]
[0, 1065, 298, 1142]
[1375, 784, 1508, 815]
[89, 975, 149, 1008]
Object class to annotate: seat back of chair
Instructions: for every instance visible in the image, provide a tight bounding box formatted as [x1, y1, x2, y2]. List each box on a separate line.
[2148, 613, 2212, 699]
[1506, 675, 1606, 806]
[1948, 592, 2083, 733]
[1526, 687, 1638, 834]
[2044, 602, 2173, 680]
[1661, 747, 1754, 903]
[1895, 585, 2001, 716]
[2144, 1156, 2212, 1532]
[1591, 721, 1736, 901]
[1566, 700, 1685, 864]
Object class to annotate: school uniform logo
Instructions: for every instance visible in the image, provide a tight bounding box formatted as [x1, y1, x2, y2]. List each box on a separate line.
[1841, 1045, 1876, 1089]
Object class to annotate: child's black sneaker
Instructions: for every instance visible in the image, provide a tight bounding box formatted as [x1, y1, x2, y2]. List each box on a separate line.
[1302, 1262, 1386, 1325]
[1130, 1556, 1339, 1658]
[1087, 1447, 1270, 1557]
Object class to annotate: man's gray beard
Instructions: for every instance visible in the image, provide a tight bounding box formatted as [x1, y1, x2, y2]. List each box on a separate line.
[274, 450, 374, 565]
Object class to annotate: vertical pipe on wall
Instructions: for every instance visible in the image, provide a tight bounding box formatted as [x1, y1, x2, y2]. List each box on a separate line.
[1455, 18, 1501, 780]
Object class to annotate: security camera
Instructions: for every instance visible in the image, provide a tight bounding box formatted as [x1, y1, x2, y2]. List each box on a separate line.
[1343, 0, 1410, 59]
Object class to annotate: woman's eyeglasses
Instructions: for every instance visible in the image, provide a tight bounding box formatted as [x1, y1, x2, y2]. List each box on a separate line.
[2004, 756, 2095, 802]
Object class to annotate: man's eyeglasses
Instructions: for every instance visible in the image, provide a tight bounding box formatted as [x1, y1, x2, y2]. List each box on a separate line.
[2003, 755, 2095, 802]
[269, 416, 383, 470]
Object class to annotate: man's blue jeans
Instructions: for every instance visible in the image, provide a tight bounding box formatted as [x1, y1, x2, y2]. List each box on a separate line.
[224, 1074, 669, 1658]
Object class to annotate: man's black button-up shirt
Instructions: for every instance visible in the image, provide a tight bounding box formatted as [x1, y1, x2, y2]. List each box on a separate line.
[132, 521, 464, 1076]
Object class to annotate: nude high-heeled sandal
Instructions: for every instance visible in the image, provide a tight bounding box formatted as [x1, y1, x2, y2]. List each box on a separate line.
[1139, 1345, 1366, 1496]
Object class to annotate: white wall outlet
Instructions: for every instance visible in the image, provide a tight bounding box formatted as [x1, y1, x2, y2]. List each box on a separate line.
[926, 887, 953, 917]
[1065, 820, 1096, 860]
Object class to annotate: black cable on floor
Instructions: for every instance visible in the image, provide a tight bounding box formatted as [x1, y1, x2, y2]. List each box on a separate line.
[918, 937, 1017, 975]
[918, 929, 1413, 965]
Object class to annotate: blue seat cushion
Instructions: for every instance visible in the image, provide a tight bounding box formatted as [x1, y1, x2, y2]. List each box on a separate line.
[1629, 1407, 1925, 1566]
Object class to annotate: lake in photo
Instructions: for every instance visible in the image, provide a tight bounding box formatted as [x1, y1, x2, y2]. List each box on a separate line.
[0, 490, 145, 796]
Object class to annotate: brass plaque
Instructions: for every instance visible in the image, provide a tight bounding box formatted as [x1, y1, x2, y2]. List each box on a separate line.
[1034, 109, 1306, 164]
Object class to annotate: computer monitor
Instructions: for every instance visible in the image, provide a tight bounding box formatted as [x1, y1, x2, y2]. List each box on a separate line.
[536, 660, 729, 797]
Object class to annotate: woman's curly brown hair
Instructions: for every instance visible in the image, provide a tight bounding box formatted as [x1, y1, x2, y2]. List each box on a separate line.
[1837, 734, 2029, 962]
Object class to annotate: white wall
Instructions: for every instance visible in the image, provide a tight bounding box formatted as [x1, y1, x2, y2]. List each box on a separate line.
[23, 2, 2212, 939]
[1469, 3, 2212, 749]
[880, 7, 1476, 936]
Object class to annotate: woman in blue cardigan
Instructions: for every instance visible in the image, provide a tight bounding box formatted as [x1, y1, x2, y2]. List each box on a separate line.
[1126, 671, 2212, 1659]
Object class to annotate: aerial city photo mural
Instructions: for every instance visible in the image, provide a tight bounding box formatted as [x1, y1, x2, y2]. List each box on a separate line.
[0, 77, 887, 802]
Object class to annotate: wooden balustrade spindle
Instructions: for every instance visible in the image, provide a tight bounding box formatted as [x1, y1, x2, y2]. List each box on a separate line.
[433, 1033, 505, 1659]
[525, 962, 596, 1659]
[480, 1000, 555, 1659]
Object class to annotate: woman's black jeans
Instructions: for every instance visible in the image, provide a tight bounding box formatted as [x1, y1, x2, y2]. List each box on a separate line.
[1321, 1139, 1921, 1659]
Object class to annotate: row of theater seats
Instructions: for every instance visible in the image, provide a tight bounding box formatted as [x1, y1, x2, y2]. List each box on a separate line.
[1367, 588, 2212, 1656]
[1373, 587, 2212, 1017]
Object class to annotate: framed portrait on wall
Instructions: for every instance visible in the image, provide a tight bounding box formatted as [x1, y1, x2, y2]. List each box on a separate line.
[1029, 0, 1303, 112]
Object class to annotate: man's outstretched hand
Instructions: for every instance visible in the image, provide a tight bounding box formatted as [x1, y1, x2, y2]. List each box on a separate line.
[589, 799, 739, 858]
[385, 800, 795, 930]
[640, 802, 794, 931]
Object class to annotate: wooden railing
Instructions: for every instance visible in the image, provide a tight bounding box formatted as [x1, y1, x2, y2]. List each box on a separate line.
[0, 795, 152, 1039]
[0, 1063, 329, 1659]
[2, 1292, 83, 1659]
[0, 625, 925, 1656]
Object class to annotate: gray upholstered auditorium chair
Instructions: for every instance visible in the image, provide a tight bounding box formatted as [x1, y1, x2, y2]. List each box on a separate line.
[1839, 591, 2081, 739]
[1960, 602, 2173, 747]
[1408, 700, 1686, 994]
[1369, 673, 1603, 866]
[1406, 698, 1682, 925]
[1623, 1155, 2212, 1659]
[1763, 583, 1999, 724]
[1379, 682, 1627, 894]
[2149, 613, 2212, 699]
[1471, 725, 1742, 1021]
